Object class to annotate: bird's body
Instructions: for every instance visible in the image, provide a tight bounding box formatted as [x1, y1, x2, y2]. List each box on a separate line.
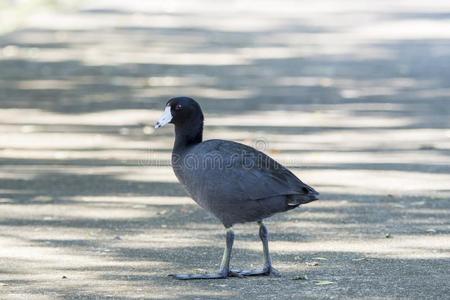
[172, 139, 318, 227]
[155, 96, 319, 280]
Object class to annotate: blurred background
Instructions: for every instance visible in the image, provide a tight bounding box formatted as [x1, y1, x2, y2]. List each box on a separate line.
[0, 0, 449, 299]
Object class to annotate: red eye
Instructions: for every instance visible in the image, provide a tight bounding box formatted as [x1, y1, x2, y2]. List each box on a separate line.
[175, 104, 182, 111]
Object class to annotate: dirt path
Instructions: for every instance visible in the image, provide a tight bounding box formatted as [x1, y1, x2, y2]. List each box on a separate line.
[0, 1, 449, 299]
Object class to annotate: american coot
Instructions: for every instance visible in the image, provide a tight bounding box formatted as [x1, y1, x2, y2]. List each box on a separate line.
[155, 97, 319, 280]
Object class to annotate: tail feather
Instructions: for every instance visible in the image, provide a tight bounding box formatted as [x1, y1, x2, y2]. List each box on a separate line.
[287, 185, 319, 206]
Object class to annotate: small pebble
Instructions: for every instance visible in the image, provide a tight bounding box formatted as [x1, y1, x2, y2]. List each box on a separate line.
[292, 275, 308, 280]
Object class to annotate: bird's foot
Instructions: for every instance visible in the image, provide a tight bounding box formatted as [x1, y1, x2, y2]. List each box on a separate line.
[231, 266, 281, 277]
[169, 269, 244, 280]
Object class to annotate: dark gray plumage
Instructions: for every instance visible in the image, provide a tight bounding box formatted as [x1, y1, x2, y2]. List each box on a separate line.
[155, 97, 319, 280]
[173, 139, 318, 227]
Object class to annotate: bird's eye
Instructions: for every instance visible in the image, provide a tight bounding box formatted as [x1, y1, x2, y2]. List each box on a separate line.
[175, 104, 182, 111]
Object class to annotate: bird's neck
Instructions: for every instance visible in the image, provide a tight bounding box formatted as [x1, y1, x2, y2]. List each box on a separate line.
[173, 120, 203, 152]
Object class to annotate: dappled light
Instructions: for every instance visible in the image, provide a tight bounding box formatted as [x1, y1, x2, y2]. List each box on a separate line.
[0, 0, 449, 299]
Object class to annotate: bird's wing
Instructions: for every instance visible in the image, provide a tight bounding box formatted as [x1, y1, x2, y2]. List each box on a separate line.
[188, 140, 317, 202]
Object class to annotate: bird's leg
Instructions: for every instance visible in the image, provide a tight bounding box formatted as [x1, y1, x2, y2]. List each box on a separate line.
[170, 227, 243, 280]
[232, 221, 281, 277]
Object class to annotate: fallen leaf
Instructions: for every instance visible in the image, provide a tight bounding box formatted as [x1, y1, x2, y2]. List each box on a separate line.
[315, 280, 334, 286]
[352, 257, 367, 262]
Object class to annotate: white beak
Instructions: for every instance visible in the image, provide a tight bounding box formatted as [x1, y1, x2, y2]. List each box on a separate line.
[155, 106, 172, 128]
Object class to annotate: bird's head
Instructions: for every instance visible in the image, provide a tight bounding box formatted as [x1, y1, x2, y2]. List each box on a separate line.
[155, 97, 203, 129]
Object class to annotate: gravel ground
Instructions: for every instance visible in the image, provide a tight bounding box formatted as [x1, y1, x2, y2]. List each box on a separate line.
[0, 1, 449, 299]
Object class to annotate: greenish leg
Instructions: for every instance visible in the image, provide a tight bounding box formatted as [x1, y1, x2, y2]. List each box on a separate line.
[232, 221, 281, 277]
[170, 227, 243, 280]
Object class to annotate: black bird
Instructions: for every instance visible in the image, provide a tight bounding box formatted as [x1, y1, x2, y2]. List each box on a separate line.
[155, 97, 319, 279]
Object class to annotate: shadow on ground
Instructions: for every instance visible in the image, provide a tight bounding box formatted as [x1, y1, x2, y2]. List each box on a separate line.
[0, 0, 450, 299]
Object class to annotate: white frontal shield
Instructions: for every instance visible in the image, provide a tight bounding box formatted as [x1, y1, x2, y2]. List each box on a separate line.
[155, 106, 172, 128]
